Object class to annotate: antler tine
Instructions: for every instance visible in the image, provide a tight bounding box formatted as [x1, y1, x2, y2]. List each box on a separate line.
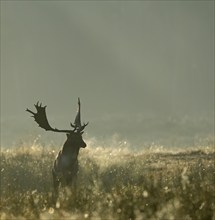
[79, 122, 89, 132]
[84, 122, 89, 126]
[26, 108, 35, 115]
[70, 123, 75, 128]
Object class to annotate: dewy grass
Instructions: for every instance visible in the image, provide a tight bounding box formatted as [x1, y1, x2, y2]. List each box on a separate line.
[0, 144, 214, 220]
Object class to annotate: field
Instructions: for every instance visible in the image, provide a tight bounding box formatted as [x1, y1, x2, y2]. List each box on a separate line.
[0, 142, 214, 220]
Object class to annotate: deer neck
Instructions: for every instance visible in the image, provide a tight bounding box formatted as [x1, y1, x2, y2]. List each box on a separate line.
[62, 141, 80, 159]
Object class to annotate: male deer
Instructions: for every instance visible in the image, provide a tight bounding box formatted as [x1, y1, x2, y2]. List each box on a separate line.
[26, 98, 88, 195]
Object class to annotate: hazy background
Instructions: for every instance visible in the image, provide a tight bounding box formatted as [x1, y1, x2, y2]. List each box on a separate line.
[1, 1, 214, 148]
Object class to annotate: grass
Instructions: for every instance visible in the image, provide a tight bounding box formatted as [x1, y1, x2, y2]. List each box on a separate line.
[0, 143, 214, 220]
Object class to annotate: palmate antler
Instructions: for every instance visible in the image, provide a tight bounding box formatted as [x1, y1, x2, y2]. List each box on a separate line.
[70, 98, 89, 132]
[26, 99, 89, 133]
[26, 102, 73, 133]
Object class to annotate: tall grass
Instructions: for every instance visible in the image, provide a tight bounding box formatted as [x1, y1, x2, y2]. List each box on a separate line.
[1, 143, 214, 220]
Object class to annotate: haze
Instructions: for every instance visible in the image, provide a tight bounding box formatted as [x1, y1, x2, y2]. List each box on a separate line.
[1, 1, 214, 147]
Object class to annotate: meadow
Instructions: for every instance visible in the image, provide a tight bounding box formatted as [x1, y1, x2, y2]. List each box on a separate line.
[0, 141, 214, 220]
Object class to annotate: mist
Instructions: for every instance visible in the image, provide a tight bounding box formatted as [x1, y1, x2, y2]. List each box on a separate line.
[1, 1, 214, 148]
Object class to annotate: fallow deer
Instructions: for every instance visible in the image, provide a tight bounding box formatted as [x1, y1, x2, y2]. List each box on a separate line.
[26, 98, 88, 195]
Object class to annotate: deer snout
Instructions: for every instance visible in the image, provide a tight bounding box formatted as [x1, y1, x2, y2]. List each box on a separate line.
[82, 142, 87, 148]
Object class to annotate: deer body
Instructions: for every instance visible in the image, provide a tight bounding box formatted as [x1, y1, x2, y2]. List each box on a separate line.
[52, 133, 86, 193]
[26, 98, 88, 195]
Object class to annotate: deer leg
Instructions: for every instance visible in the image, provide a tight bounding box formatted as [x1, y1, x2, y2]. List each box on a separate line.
[52, 168, 60, 196]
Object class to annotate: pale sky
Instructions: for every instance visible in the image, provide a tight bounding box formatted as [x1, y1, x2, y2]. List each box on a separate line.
[1, 1, 214, 147]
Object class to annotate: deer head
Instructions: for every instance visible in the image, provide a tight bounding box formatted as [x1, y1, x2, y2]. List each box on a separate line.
[65, 132, 87, 149]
